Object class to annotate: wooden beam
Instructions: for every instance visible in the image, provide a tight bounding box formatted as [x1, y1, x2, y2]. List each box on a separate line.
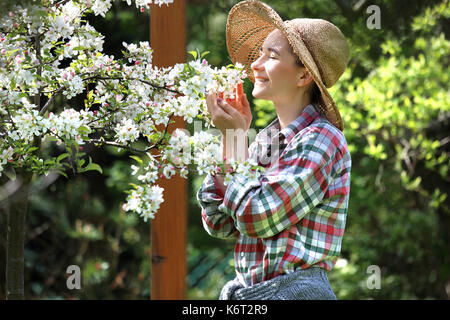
[150, 0, 187, 300]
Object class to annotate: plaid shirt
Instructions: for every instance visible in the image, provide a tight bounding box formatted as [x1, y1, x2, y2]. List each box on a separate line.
[196, 104, 351, 286]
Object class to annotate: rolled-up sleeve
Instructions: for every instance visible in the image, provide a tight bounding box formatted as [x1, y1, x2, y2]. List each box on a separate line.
[218, 127, 343, 239]
[196, 173, 238, 239]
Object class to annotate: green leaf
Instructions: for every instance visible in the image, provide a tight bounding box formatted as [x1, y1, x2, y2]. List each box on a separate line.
[72, 46, 87, 51]
[130, 155, 143, 165]
[57, 169, 68, 179]
[84, 162, 103, 174]
[57, 153, 69, 163]
[78, 125, 91, 134]
[10, 78, 16, 90]
[188, 50, 198, 60]
[77, 159, 86, 168]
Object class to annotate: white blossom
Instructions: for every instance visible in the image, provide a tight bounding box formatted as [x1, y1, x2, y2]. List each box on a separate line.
[114, 119, 140, 143]
[92, 0, 112, 17]
[0, 147, 14, 175]
[0, 0, 257, 222]
[162, 164, 175, 179]
[123, 185, 164, 222]
[49, 15, 75, 39]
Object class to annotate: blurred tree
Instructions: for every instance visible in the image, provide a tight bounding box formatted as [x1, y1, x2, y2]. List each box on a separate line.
[328, 1, 449, 299]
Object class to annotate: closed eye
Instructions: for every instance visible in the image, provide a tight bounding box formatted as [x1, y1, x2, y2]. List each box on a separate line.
[259, 49, 278, 59]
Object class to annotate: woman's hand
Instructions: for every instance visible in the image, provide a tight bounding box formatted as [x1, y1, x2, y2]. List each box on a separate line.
[205, 84, 252, 135]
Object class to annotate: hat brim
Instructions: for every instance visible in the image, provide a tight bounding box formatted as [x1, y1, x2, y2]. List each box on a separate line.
[226, 0, 344, 131]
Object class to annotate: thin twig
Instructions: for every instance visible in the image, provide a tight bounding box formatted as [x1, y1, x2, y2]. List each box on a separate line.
[86, 107, 120, 126]
[82, 75, 182, 95]
[89, 139, 151, 154]
[400, 138, 414, 175]
[34, 34, 42, 109]
[153, 113, 174, 148]
[39, 86, 65, 115]
[5, 105, 18, 132]
[89, 113, 174, 153]
[52, 0, 72, 8]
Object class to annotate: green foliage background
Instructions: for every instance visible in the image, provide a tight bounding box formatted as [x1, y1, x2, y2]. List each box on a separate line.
[0, 0, 448, 299]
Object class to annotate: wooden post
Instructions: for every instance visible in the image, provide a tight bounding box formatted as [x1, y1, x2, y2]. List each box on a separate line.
[149, 0, 187, 300]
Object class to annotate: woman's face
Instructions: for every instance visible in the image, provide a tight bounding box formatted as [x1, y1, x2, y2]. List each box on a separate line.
[251, 29, 303, 102]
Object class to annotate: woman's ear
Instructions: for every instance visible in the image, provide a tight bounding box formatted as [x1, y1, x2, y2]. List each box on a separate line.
[297, 69, 314, 88]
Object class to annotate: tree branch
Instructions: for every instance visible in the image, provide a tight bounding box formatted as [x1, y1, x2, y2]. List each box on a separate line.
[39, 86, 65, 115]
[82, 75, 182, 95]
[89, 113, 174, 153]
[89, 139, 152, 154]
[34, 34, 42, 109]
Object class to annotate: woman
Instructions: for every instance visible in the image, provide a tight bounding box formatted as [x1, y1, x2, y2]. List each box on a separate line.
[197, 0, 351, 300]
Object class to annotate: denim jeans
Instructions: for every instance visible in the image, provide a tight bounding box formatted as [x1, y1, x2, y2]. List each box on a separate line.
[219, 267, 337, 300]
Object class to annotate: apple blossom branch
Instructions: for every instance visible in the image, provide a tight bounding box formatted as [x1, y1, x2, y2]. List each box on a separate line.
[4, 104, 19, 133]
[0, 0, 249, 223]
[52, 0, 72, 8]
[34, 34, 42, 109]
[39, 87, 65, 116]
[82, 75, 182, 95]
[89, 113, 174, 154]
[38, 74, 182, 116]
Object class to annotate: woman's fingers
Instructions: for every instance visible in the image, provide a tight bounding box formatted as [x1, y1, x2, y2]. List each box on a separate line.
[205, 93, 216, 115]
[207, 88, 246, 124]
[207, 93, 228, 112]
[216, 97, 235, 116]
[241, 93, 250, 109]
[206, 92, 217, 104]
[236, 83, 244, 99]
[207, 93, 228, 122]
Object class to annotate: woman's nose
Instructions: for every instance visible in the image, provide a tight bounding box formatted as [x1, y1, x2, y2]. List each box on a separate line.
[251, 55, 264, 72]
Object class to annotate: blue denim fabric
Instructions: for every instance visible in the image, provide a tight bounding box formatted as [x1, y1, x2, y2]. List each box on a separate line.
[219, 267, 337, 300]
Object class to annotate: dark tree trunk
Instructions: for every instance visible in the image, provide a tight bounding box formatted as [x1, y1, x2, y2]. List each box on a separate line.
[6, 171, 32, 300]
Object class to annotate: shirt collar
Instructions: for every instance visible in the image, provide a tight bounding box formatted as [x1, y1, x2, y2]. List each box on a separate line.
[279, 104, 321, 143]
[261, 104, 321, 144]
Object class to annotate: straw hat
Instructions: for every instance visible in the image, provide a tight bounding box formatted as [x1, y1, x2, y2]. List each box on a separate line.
[226, 0, 350, 130]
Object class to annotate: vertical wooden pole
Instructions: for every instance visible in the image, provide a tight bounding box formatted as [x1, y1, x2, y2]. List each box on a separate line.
[149, 0, 187, 300]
